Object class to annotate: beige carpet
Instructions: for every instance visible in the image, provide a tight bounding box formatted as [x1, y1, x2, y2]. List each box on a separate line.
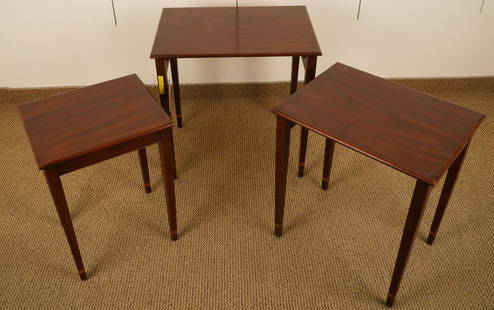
[0, 81, 493, 309]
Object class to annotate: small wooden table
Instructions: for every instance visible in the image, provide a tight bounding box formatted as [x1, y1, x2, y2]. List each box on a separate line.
[272, 63, 485, 307]
[150, 6, 320, 169]
[19, 75, 178, 280]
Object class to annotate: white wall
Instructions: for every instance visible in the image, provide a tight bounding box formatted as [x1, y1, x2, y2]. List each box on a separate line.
[1, 0, 493, 87]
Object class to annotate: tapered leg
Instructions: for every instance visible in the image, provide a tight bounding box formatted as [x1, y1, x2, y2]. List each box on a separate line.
[275, 116, 293, 237]
[138, 148, 152, 193]
[170, 58, 183, 128]
[321, 138, 336, 190]
[298, 129, 309, 177]
[43, 167, 87, 280]
[169, 131, 178, 180]
[155, 58, 170, 115]
[427, 143, 470, 245]
[158, 128, 178, 241]
[290, 56, 300, 95]
[386, 180, 432, 307]
[298, 56, 317, 177]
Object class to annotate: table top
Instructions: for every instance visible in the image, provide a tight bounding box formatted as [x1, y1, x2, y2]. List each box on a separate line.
[150, 6, 321, 58]
[273, 63, 485, 185]
[19, 75, 173, 169]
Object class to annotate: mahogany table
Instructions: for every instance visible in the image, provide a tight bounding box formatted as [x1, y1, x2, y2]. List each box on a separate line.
[19, 75, 178, 280]
[150, 6, 321, 168]
[272, 63, 485, 306]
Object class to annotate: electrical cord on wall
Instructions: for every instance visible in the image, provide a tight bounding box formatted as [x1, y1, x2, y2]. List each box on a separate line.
[357, 0, 362, 20]
[480, 0, 485, 12]
[111, 0, 117, 26]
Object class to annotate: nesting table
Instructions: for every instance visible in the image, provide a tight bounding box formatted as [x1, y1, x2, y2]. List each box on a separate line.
[272, 63, 485, 306]
[151, 6, 321, 126]
[19, 75, 178, 280]
[150, 6, 321, 171]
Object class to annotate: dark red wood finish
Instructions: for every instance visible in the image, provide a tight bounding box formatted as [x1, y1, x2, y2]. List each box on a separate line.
[321, 138, 335, 190]
[272, 63, 485, 306]
[427, 142, 470, 245]
[169, 58, 183, 128]
[19, 75, 179, 279]
[296, 56, 317, 177]
[150, 6, 321, 58]
[274, 62, 485, 185]
[290, 56, 300, 95]
[386, 180, 432, 306]
[150, 6, 321, 127]
[43, 167, 87, 280]
[19, 75, 171, 169]
[274, 116, 293, 237]
[138, 148, 152, 193]
[289, 56, 319, 180]
[159, 129, 178, 241]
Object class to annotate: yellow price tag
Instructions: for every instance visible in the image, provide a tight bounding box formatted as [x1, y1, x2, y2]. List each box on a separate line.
[158, 76, 165, 94]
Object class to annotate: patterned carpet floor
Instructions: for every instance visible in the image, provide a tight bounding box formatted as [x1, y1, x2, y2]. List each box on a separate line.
[0, 80, 493, 309]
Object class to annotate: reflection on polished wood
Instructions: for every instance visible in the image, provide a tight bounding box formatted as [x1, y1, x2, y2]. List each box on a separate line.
[273, 63, 485, 306]
[19, 75, 179, 279]
[150, 6, 321, 127]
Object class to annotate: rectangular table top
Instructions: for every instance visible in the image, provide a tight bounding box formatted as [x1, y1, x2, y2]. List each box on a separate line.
[19, 75, 172, 169]
[150, 6, 321, 58]
[273, 63, 485, 185]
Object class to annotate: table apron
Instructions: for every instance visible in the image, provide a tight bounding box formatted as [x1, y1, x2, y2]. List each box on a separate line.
[54, 132, 162, 176]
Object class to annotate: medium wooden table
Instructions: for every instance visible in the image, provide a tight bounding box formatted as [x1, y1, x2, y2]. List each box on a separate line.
[150, 6, 321, 168]
[272, 63, 485, 306]
[19, 75, 178, 280]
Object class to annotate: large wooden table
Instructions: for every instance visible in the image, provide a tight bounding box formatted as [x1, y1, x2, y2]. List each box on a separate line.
[150, 6, 321, 169]
[19, 75, 178, 280]
[272, 63, 485, 306]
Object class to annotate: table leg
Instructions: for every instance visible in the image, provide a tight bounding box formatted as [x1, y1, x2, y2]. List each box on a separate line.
[170, 129, 178, 180]
[386, 180, 432, 307]
[298, 129, 309, 177]
[290, 56, 300, 95]
[155, 58, 170, 115]
[275, 116, 293, 237]
[158, 127, 178, 241]
[427, 142, 470, 245]
[321, 138, 335, 190]
[43, 167, 87, 280]
[297, 56, 317, 177]
[138, 148, 152, 193]
[170, 58, 183, 128]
